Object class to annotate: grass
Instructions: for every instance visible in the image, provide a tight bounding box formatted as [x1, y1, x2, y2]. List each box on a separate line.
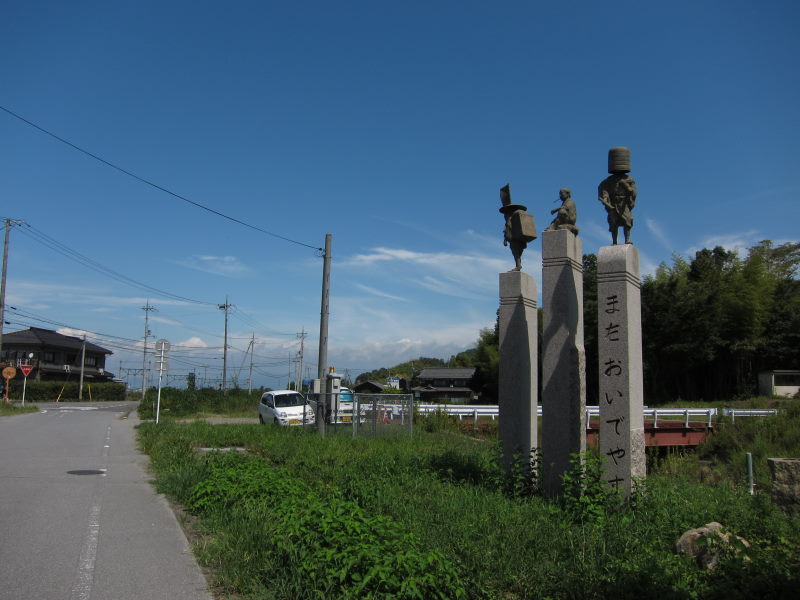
[0, 402, 39, 416]
[137, 413, 800, 600]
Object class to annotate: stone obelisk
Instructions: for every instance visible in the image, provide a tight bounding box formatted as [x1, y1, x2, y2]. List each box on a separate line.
[541, 227, 586, 496]
[498, 184, 538, 471]
[596, 147, 645, 498]
[597, 244, 645, 497]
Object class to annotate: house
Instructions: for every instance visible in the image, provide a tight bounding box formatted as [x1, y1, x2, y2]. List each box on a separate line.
[353, 380, 386, 394]
[412, 367, 478, 403]
[1, 327, 115, 382]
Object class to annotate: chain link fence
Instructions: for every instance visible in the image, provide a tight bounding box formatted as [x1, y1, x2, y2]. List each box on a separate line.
[352, 393, 415, 437]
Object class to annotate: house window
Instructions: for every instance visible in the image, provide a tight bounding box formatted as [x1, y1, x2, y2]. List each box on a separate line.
[43, 352, 55, 363]
[85, 356, 97, 367]
[66, 354, 77, 365]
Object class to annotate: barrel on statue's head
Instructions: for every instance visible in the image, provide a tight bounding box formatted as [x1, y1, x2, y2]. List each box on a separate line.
[510, 211, 537, 243]
[608, 147, 631, 173]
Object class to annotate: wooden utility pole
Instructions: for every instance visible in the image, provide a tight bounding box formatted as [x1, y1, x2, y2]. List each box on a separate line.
[0, 219, 24, 362]
[317, 234, 332, 435]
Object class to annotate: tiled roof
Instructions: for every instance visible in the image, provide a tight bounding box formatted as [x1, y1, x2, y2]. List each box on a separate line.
[3, 327, 113, 355]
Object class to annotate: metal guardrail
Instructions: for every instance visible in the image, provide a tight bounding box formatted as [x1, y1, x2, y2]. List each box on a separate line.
[392, 404, 781, 429]
[722, 408, 778, 422]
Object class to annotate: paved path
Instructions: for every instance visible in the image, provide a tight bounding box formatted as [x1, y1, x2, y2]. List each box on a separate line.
[0, 402, 212, 600]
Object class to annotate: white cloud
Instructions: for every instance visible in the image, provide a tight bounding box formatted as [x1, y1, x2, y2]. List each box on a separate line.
[176, 255, 252, 277]
[56, 327, 89, 338]
[685, 230, 761, 257]
[176, 336, 209, 349]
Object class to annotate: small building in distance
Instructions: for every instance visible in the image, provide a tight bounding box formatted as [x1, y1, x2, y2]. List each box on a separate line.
[758, 370, 800, 398]
[413, 367, 478, 403]
[1, 327, 115, 382]
[352, 380, 386, 394]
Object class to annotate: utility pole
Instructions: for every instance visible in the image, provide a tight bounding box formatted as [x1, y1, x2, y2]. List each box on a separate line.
[248, 332, 254, 394]
[78, 335, 87, 400]
[317, 234, 332, 434]
[0, 218, 24, 362]
[218, 297, 231, 393]
[141, 300, 156, 400]
[297, 328, 306, 393]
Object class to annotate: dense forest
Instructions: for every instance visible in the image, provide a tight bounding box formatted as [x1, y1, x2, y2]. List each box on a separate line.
[358, 240, 799, 404]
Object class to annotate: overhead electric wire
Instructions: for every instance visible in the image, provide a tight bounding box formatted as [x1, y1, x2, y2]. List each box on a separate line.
[17, 223, 216, 306]
[0, 105, 322, 252]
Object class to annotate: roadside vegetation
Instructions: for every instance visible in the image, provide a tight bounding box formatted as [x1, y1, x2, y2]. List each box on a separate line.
[0, 403, 38, 416]
[138, 405, 800, 599]
[138, 387, 262, 419]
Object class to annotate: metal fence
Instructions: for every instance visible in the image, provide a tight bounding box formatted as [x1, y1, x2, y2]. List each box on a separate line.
[352, 394, 415, 437]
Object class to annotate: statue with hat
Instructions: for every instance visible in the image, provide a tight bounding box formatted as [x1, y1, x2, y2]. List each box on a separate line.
[544, 187, 579, 234]
[499, 184, 537, 271]
[598, 147, 637, 244]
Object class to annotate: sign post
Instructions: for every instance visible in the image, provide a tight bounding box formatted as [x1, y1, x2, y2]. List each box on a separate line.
[19, 365, 33, 406]
[2, 366, 16, 404]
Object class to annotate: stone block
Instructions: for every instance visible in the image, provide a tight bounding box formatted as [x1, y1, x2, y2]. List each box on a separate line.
[541, 229, 586, 496]
[498, 270, 538, 471]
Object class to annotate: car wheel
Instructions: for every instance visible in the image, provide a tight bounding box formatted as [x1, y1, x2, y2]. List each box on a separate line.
[259, 414, 265, 424]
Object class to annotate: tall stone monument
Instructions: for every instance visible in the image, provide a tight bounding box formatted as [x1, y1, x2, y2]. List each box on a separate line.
[541, 222, 586, 496]
[597, 148, 645, 498]
[498, 185, 539, 471]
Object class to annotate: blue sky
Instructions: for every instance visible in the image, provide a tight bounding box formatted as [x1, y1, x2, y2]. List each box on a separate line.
[1, 1, 798, 389]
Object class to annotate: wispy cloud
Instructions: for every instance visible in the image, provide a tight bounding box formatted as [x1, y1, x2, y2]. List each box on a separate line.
[354, 283, 408, 302]
[340, 246, 522, 296]
[645, 217, 672, 252]
[176, 255, 252, 277]
[150, 315, 183, 326]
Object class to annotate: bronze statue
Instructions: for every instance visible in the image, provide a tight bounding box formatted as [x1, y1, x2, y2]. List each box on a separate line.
[598, 147, 637, 244]
[544, 187, 578, 234]
[499, 184, 537, 271]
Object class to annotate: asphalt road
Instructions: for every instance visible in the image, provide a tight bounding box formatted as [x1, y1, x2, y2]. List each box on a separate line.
[0, 402, 212, 600]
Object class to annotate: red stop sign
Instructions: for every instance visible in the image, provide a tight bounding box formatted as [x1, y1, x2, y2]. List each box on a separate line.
[20, 365, 33, 377]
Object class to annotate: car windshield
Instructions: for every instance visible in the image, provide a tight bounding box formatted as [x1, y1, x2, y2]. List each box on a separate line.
[273, 393, 306, 408]
[340, 390, 353, 402]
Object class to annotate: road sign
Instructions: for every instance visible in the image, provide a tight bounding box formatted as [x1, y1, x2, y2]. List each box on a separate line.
[20, 365, 33, 377]
[155, 339, 170, 353]
[2, 366, 16, 380]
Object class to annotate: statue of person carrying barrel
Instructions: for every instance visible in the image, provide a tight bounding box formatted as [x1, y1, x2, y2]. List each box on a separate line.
[499, 184, 537, 271]
[598, 147, 637, 245]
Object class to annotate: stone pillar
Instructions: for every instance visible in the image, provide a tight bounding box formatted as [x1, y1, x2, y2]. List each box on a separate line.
[597, 244, 645, 498]
[498, 270, 538, 471]
[541, 229, 586, 496]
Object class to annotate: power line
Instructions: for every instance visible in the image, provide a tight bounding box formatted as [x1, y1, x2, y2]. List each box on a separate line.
[0, 105, 322, 252]
[17, 222, 216, 306]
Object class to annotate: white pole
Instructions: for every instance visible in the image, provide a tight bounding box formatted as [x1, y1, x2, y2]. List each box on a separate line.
[21, 374, 27, 406]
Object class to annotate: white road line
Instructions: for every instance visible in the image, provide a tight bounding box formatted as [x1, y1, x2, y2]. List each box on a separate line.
[70, 502, 101, 600]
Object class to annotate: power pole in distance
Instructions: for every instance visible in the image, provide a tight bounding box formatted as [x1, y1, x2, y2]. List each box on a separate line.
[218, 297, 231, 393]
[141, 300, 156, 400]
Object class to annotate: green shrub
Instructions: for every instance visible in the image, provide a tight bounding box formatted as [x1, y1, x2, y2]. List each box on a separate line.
[138, 387, 261, 418]
[5, 380, 126, 402]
